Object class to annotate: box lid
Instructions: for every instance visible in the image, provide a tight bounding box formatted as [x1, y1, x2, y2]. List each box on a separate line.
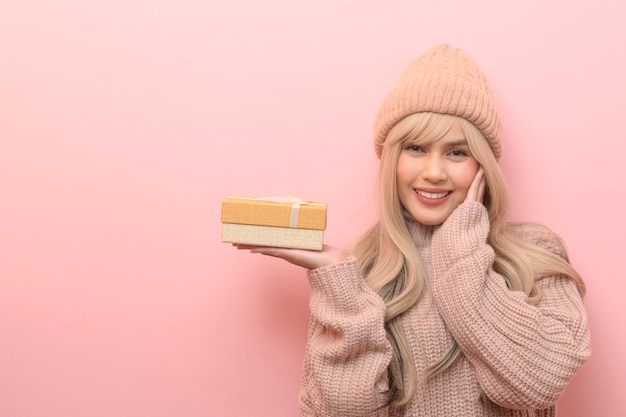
[221, 196, 327, 230]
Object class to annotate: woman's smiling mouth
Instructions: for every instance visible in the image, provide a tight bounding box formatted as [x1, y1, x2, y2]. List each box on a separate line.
[415, 190, 451, 199]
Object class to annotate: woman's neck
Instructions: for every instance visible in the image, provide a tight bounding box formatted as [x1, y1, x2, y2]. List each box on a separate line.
[406, 219, 439, 248]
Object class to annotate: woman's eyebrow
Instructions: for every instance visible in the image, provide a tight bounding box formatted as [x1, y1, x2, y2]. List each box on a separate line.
[445, 139, 469, 147]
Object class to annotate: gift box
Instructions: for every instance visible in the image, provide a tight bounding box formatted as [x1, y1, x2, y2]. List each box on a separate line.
[221, 196, 327, 250]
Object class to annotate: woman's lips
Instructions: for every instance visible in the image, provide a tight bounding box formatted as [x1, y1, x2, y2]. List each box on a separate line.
[414, 189, 451, 206]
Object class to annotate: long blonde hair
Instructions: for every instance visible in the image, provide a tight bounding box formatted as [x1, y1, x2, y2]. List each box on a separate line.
[352, 112, 585, 407]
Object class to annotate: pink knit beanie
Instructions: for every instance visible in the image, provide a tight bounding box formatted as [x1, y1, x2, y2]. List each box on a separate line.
[373, 44, 502, 160]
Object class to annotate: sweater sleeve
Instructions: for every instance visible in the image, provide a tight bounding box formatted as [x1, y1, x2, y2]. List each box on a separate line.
[299, 257, 393, 417]
[429, 201, 591, 410]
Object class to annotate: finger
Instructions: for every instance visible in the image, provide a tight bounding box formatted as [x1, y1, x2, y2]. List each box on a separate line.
[466, 166, 485, 202]
[249, 247, 284, 256]
[477, 175, 487, 202]
[250, 247, 311, 262]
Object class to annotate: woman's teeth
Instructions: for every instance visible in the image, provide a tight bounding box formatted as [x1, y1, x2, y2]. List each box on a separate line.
[416, 190, 449, 199]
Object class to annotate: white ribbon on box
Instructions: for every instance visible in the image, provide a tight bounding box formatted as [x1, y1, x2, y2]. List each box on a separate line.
[258, 197, 313, 229]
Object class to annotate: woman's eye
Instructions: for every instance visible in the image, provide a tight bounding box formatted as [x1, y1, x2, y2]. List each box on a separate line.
[404, 145, 424, 152]
[449, 149, 468, 157]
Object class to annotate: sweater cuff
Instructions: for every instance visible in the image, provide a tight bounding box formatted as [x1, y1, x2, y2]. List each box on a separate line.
[433, 201, 490, 263]
[307, 256, 382, 314]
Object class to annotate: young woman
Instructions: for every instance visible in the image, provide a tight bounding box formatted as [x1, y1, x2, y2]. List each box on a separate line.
[237, 44, 591, 416]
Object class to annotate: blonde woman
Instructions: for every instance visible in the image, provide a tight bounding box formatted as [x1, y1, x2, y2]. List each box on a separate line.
[236, 44, 590, 416]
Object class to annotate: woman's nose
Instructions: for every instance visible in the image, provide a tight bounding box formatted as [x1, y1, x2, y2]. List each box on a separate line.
[421, 155, 447, 182]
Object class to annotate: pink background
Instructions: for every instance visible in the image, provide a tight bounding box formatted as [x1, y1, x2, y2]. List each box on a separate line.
[1, 1, 624, 416]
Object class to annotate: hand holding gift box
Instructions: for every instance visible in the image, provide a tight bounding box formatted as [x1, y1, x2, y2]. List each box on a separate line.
[221, 196, 327, 250]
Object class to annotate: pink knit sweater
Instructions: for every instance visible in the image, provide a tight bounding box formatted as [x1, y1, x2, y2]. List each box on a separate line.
[300, 202, 590, 416]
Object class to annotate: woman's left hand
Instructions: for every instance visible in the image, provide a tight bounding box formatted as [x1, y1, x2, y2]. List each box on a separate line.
[465, 166, 486, 203]
[233, 244, 345, 270]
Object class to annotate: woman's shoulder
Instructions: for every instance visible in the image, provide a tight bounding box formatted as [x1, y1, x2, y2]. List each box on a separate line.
[504, 222, 570, 261]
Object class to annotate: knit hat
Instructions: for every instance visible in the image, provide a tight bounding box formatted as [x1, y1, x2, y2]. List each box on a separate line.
[373, 44, 502, 160]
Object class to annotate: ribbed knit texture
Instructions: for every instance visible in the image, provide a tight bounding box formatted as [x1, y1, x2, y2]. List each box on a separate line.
[300, 202, 590, 416]
[374, 44, 502, 160]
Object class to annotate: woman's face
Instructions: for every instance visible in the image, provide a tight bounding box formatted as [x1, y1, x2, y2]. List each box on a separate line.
[396, 121, 480, 226]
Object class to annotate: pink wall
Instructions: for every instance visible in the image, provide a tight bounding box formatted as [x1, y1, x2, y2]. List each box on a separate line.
[1, 1, 624, 416]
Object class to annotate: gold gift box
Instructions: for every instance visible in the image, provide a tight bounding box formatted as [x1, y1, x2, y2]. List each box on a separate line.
[221, 196, 327, 250]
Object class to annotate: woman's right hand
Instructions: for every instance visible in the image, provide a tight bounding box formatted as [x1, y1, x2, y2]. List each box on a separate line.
[465, 166, 486, 203]
[233, 244, 346, 270]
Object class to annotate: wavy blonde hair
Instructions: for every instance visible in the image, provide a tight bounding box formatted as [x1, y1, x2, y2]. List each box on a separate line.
[352, 112, 585, 407]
